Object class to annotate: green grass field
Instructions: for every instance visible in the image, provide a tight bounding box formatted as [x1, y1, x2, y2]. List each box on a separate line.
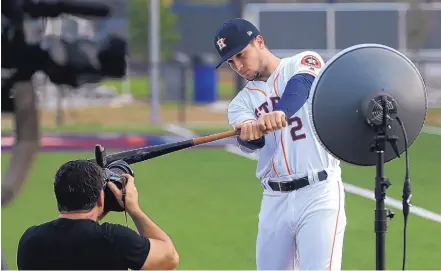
[2, 130, 441, 270]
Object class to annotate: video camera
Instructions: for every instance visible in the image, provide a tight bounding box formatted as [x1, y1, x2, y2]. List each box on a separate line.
[1, 0, 127, 113]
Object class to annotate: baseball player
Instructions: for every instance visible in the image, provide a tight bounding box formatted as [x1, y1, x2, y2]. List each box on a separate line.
[213, 18, 347, 270]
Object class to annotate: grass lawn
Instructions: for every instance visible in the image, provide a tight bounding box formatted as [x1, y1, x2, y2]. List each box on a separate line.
[0, 124, 169, 135]
[2, 137, 440, 269]
[341, 133, 441, 214]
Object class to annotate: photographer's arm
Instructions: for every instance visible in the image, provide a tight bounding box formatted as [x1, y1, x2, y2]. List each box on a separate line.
[128, 207, 179, 270]
[107, 174, 179, 270]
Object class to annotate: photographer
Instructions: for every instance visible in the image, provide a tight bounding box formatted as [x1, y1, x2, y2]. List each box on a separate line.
[16, 160, 179, 270]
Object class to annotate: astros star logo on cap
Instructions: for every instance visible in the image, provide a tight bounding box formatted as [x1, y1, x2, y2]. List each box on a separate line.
[216, 37, 227, 50]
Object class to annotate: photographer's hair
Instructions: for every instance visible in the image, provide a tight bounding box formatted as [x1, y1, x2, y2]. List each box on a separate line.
[54, 160, 105, 213]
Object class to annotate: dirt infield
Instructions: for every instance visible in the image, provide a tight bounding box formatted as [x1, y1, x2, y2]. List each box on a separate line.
[427, 109, 441, 127]
[2, 101, 440, 131]
[427, 115, 441, 126]
[1, 101, 228, 129]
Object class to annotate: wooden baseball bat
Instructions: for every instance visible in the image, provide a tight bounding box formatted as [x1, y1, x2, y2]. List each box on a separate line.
[89, 129, 240, 166]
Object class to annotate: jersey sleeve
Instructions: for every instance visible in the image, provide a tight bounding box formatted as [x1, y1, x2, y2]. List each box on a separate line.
[227, 90, 257, 128]
[288, 51, 325, 78]
[107, 223, 150, 270]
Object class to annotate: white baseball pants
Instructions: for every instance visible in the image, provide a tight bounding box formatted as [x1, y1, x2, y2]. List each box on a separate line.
[256, 178, 347, 270]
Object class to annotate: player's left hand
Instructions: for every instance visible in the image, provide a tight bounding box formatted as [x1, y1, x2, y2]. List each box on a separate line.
[258, 111, 287, 133]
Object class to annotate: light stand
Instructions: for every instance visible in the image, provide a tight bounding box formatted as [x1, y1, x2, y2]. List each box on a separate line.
[366, 94, 400, 270]
[309, 44, 420, 271]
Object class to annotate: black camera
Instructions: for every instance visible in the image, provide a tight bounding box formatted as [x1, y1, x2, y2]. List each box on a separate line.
[1, 0, 127, 113]
[95, 144, 134, 213]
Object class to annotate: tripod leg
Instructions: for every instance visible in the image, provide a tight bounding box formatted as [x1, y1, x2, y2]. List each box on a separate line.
[1, 82, 40, 205]
[1, 251, 8, 270]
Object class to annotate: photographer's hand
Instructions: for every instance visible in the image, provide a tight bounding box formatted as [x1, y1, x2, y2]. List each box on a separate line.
[107, 174, 140, 212]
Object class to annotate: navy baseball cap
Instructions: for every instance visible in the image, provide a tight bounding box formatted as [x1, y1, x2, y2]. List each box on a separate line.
[213, 18, 260, 69]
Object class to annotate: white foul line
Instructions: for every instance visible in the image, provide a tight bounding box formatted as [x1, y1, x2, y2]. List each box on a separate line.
[163, 124, 441, 224]
[343, 183, 441, 223]
[422, 125, 441, 136]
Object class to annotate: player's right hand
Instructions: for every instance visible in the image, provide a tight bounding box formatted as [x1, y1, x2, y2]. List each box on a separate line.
[107, 173, 140, 213]
[235, 120, 264, 141]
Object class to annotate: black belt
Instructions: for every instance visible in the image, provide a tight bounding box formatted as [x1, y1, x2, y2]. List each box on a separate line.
[267, 170, 328, 192]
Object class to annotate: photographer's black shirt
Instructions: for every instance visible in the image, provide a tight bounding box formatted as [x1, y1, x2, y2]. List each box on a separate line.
[17, 218, 150, 270]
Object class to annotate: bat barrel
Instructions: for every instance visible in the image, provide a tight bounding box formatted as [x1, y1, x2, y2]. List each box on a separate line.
[101, 139, 195, 165]
[88, 129, 239, 166]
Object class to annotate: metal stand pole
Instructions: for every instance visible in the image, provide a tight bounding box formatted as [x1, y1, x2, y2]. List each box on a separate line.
[370, 95, 397, 270]
[149, 0, 160, 123]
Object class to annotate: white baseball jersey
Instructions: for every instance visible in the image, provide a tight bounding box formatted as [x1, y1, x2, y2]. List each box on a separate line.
[228, 51, 341, 181]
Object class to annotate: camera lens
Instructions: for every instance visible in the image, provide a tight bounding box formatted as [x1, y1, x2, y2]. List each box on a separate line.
[106, 160, 132, 176]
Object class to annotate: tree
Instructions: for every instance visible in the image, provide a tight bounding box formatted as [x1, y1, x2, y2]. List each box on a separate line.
[406, 0, 430, 54]
[128, 0, 180, 61]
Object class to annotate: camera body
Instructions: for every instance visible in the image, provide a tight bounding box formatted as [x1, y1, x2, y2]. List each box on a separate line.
[95, 144, 134, 213]
[103, 160, 134, 213]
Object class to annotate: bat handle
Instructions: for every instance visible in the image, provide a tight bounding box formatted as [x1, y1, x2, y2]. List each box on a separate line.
[193, 129, 240, 145]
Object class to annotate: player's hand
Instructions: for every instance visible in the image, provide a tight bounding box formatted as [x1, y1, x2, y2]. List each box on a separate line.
[235, 120, 264, 141]
[107, 174, 140, 214]
[258, 111, 287, 133]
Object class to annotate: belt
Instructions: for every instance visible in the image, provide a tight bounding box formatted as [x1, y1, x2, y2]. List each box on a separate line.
[267, 170, 328, 192]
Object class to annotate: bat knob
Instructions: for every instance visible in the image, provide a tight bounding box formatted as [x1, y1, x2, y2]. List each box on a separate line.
[94, 144, 107, 168]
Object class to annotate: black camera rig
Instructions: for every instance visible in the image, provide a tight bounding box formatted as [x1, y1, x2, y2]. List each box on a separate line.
[1, 0, 128, 205]
[2, 0, 127, 112]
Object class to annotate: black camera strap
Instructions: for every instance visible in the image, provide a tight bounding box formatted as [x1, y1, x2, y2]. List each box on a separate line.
[121, 187, 128, 226]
